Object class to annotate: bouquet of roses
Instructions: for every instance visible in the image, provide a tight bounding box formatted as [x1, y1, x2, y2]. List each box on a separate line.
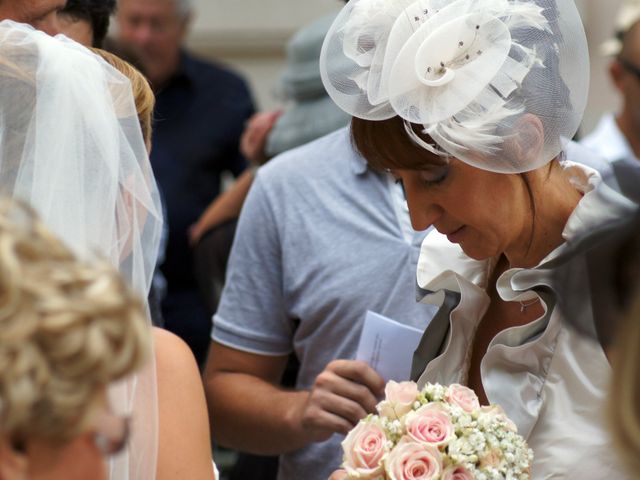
[341, 382, 533, 480]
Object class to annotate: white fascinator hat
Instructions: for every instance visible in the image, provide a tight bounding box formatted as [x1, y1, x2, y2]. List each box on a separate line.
[320, 0, 589, 174]
[0, 21, 162, 479]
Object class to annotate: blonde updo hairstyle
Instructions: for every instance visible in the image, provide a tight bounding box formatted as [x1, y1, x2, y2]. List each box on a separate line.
[0, 200, 150, 445]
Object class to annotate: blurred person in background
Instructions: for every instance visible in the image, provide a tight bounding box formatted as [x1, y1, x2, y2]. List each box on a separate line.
[116, 0, 255, 366]
[0, 200, 150, 480]
[57, 0, 115, 47]
[582, 0, 640, 198]
[0, 0, 65, 33]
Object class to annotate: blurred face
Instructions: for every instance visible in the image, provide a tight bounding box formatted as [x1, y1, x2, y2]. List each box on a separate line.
[0, 406, 129, 480]
[392, 159, 532, 261]
[57, 13, 93, 46]
[0, 0, 66, 34]
[615, 24, 640, 128]
[116, 0, 188, 86]
[25, 434, 107, 480]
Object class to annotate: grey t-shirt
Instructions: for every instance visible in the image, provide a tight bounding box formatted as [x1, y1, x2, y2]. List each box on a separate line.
[212, 128, 436, 480]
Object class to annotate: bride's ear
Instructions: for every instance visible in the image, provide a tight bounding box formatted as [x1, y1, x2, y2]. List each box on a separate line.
[0, 438, 28, 480]
[512, 114, 544, 165]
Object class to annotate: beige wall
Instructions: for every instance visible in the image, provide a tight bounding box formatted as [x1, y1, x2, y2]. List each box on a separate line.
[185, 0, 624, 134]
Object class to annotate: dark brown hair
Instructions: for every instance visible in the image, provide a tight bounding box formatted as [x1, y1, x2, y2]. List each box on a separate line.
[350, 116, 447, 172]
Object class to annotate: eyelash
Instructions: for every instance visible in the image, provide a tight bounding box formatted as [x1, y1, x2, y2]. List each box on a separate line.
[393, 168, 448, 197]
[394, 178, 407, 198]
[421, 170, 448, 187]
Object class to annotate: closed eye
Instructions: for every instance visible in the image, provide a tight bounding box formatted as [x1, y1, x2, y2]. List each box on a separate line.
[419, 166, 449, 187]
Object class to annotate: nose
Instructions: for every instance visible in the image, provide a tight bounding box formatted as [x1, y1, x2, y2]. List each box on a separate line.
[404, 190, 442, 231]
[130, 23, 155, 48]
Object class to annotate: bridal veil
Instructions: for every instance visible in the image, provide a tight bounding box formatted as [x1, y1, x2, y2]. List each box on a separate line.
[0, 20, 163, 479]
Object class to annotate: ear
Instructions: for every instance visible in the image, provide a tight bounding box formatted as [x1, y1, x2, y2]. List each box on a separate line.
[609, 60, 625, 92]
[0, 438, 28, 480]
[513, 113, 544, 166]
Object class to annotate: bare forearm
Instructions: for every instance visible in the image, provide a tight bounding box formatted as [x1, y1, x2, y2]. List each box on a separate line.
[201, 170, 254, 228]
[206, 372, 311, 455]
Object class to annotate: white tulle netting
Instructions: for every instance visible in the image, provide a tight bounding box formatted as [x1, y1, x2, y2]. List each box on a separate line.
[320, 0, 589, 173]
[0, 21, 162, 479]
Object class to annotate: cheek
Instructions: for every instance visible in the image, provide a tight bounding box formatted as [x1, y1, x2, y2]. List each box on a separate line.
[59, 439, 106, 480]
[458, 230, 503, 260]
[29, 437, 106, 480]
[455, 200, 513, 258]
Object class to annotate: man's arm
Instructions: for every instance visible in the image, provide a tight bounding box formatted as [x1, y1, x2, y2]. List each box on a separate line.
[189, 169, 255, 245]
[204, 341, 385, 455]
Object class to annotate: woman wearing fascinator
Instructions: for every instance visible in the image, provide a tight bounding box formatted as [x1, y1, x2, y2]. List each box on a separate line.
[320, 0, 636, 477]
[0, 21, 215, 480]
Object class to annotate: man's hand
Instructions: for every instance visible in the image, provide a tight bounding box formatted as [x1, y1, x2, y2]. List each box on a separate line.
[206, 343, 384, 455]
[240, 110, 282, 164]
[292, 360, 385, 443]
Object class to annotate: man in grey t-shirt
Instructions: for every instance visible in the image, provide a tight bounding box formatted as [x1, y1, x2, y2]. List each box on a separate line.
[204, 128, 436, 480]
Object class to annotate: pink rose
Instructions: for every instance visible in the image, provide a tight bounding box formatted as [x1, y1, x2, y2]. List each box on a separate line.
[405, 404, 454, 447]
[442, 465, 473, 480]
[386, 438, 442, 480]
[445, 384, 480, 413]
[377, 381, 419, 419]
[342, 421, 388, 478]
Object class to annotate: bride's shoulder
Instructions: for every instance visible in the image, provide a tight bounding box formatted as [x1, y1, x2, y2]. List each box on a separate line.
[153, 327, 196, 371]
[153, 327, 216, 480]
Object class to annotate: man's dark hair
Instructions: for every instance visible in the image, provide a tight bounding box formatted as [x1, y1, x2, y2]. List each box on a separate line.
[60, 0, 117, 48]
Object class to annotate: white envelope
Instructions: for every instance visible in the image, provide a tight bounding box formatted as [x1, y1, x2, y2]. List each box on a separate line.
[355, 311, 424, 383]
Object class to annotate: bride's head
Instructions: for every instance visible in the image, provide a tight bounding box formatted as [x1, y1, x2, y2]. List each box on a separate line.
[0, 200, 150, 480]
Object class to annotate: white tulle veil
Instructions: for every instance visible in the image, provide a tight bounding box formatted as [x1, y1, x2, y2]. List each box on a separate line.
[0, 21, 163, 479]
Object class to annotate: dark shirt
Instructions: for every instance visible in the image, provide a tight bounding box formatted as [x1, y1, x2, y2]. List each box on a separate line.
[151, 50, 254, 291]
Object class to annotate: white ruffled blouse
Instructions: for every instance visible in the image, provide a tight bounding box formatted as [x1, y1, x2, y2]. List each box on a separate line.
[414, 162, 635, 479]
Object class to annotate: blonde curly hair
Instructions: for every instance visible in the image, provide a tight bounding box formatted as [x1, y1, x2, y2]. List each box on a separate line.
[0, 200, 150, 444]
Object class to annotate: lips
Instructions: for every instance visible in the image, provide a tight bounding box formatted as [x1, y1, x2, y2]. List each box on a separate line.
[444, 226, 466, 243]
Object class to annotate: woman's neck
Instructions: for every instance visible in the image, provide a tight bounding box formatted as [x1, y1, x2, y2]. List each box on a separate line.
[504, 163, 582, 269]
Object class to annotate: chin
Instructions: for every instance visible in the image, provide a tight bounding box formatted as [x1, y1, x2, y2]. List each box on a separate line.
[459, 243, 498, 261]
